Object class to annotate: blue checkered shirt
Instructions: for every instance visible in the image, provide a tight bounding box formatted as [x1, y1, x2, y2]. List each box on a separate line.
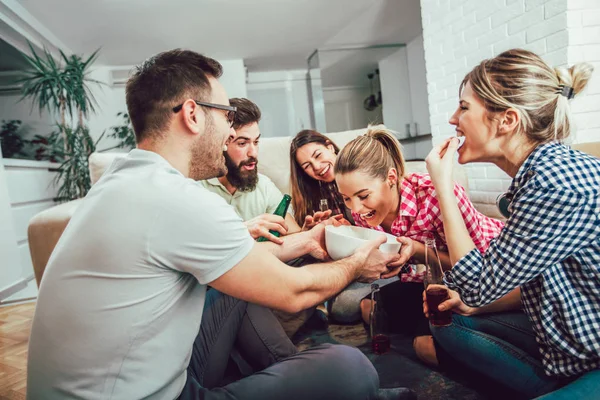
[445, 142, 600, 377]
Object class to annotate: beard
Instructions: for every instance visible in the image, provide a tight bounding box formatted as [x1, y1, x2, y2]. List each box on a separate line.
[188, 115, 228, 181]
[224, 152, 259, 192]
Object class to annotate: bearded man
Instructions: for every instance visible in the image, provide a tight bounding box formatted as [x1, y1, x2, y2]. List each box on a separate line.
[199, 97, 303, 243]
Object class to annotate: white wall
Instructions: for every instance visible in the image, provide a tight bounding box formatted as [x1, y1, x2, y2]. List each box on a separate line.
[378, 38, 432, 161]
[0, 155, 22, 297]
[309, 73, 327, 133]
[378, 38, 432, 140]
[291, 77, 312, 132]
[247, 70, 311, 137]
[323, 86, 383, 133]
[407, 34, 431, 136]
[248, 83, 293, 137]
[379, 47, 413, 137]
[86, 67, 127, 150]
[220, 59, 248, 99]
[567, 1, 600, 143]
[420, 0, 600, 218]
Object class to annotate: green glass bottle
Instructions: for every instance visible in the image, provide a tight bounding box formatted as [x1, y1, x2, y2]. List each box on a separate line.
[257, 194, 292, 242]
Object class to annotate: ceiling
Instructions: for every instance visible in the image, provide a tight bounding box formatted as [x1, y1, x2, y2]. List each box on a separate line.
[12, 0, 422, 71]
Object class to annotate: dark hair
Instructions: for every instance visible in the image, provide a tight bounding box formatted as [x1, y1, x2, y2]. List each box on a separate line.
[335, 127, 406, 182]
[289, 129, 340, 226]
[126, 49, 223, 142]
[229, 98, 261, 130]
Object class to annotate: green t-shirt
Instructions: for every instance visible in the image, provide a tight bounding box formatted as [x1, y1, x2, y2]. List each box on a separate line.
[198, 174, 286, 221]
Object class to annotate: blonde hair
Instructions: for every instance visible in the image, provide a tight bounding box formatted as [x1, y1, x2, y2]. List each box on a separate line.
[463, 48, 594, 143]
[335, 127, 406, 182]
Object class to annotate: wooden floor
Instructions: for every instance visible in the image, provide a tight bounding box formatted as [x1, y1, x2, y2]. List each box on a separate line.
[0, 302, 35, 400]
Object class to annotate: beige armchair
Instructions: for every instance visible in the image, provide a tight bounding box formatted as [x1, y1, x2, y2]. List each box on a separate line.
[29, 152, 126, 287]
[28, 199, 83, 286]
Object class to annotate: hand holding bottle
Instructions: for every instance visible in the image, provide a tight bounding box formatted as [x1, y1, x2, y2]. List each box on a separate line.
[422, 287, 475, 318]
[256, 195, 292, 243]
[245, 214, 288, 244]
[423, 238, 452, 326]
[302, 210, 333, 230]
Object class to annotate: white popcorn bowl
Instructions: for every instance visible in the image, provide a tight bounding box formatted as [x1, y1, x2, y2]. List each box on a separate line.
[325, 225, 401, 261]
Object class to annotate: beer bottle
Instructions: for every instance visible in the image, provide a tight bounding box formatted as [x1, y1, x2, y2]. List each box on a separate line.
[370, 283, 390, 354]
[257, 194, 292, 242]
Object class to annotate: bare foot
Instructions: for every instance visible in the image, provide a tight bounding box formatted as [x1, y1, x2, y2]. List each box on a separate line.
[360, 299, 374, 324]
[413, 335, 439, 367]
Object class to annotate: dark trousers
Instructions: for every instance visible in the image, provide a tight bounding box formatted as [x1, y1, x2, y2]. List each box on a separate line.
[178, 289, 380, 400]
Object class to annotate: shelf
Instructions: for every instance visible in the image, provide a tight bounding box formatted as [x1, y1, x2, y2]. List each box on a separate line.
[396, 133, 432, 144]
[2, 158, 61, 169]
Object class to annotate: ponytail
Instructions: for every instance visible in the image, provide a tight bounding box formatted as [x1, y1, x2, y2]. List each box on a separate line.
[335, 126, 406, 181]
[463, 48, 594, 143]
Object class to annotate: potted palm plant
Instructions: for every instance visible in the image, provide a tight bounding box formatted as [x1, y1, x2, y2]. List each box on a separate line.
[17, 43, 103, 202]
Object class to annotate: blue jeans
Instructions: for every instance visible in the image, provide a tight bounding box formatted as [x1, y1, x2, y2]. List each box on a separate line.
[534, 368, 600, 399]
[431, 312, 600, 399]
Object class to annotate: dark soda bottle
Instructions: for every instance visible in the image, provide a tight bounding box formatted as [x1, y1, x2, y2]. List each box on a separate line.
[424, 237, 452, 326]
[257, 194, 292, 242]
[369, 283, 390, 355]
[426, 286, 452, 326]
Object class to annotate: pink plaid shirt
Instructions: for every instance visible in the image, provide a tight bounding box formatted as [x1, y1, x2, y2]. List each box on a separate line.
[352, 173, 504, 282]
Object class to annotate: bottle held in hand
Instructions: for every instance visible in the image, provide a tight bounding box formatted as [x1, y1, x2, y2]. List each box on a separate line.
[257, 194, 292, 242]
[369, 283, 390, 355]
[319, 198, 329, 212]
[424, 237, 452, 326]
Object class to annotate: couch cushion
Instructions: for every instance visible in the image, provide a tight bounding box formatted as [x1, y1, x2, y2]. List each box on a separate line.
[572, 141, 600, 158]
[257, 136, 294, 194]
[89, 152, 127, 185]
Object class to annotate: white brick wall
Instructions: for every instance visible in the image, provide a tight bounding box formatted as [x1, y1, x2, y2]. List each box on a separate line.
[420, 0, 599, 218]
[568, 0, 600, 143]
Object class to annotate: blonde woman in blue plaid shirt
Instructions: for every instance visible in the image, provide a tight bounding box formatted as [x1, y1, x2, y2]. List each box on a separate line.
[422, 49, 599, 399]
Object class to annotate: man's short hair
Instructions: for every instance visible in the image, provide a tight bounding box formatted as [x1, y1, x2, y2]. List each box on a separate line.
[126, 49, 223, 143]
[229, 98, 261, 130]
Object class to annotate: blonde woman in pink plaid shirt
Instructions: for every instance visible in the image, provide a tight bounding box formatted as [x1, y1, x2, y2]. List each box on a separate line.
[335, 127, 504, 366]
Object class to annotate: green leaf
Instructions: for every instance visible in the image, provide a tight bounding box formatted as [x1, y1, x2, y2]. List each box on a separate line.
[15, 41, 105, 201]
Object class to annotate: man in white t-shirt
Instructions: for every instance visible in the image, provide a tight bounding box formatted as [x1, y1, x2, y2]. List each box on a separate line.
[26, 49, 415, 400]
